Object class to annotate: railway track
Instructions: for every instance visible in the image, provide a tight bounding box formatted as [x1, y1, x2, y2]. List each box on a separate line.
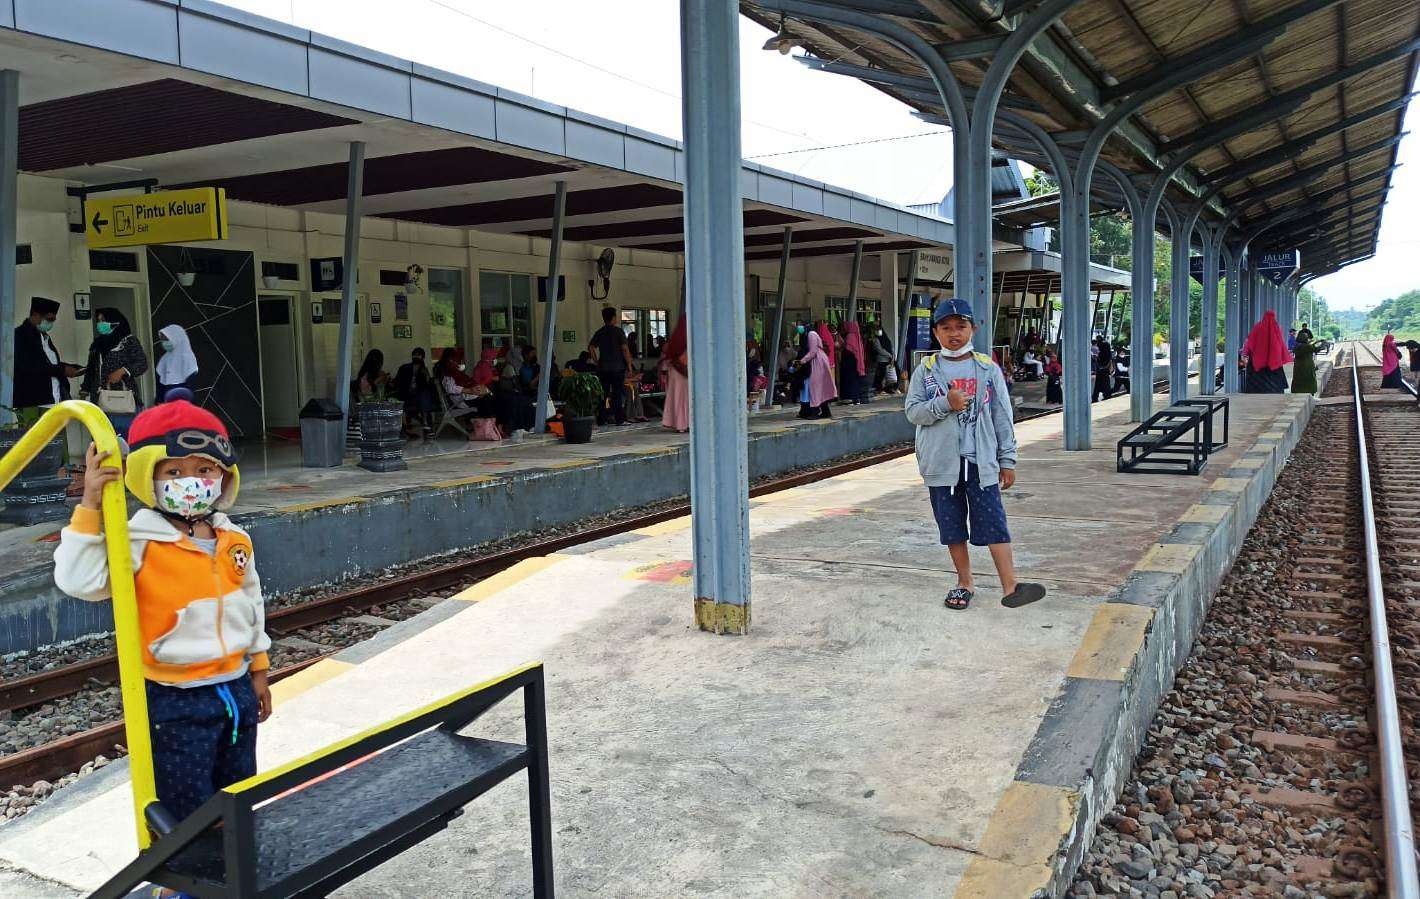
[1072, 346, 1419, 897]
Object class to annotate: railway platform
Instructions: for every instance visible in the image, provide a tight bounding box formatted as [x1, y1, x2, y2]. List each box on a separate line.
[0, 385, 1318, 897]
[0, 399, 911, 655]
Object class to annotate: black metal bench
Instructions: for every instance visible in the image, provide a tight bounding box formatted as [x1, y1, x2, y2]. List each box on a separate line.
[93, 663, 553, 899]
[1176, 395, 1229, 453]
[1117, 405, 1209, 475]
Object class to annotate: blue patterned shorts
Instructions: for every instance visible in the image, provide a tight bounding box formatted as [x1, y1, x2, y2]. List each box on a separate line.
[928, 460, 1012, 547]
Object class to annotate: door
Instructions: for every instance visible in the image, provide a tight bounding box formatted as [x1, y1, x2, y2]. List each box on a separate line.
[89, 284, 153, 405]
[258, 296, 301, 428]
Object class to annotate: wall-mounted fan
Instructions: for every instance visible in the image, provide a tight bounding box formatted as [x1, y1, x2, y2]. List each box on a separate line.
[589, 248, 614, 301]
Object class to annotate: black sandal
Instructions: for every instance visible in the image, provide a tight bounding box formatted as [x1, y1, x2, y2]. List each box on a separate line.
[944, 587, 973, 610]
[1002, 583, 1047, 608]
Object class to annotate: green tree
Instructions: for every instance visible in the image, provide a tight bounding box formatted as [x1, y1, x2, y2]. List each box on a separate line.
[1360, 289, 1420, 338]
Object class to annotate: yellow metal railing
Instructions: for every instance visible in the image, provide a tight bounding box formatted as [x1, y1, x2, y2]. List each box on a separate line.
[0, 401, 156, 848]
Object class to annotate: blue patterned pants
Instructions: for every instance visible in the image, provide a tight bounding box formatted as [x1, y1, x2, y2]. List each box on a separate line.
[928, 460, 1012, 547]
[146, 675, 258, 822]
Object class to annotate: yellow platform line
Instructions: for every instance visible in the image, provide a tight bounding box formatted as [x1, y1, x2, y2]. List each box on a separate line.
[277, 496, 369, 514]
[1137, 542, 1202, 574]
[1065, 603, 1154, 681]
[1179, 504, 1227, 525]
[427, 475, 496, 489]
[271, 658, 355, 708]
[451, 555, 564, 603]
[956, 782, 1078, 898]
[632, 516, 691, 537]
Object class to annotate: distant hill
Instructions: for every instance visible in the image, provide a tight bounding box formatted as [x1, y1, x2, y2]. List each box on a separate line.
[1356, 290, 1420, 338]
[1335, 309, 1369, 335]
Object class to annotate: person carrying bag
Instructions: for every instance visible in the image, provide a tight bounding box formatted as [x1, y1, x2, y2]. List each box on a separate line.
[82, 308, 149, 434]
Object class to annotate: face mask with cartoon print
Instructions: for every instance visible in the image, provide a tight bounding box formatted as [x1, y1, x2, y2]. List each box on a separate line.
[157, 476, 222, 519]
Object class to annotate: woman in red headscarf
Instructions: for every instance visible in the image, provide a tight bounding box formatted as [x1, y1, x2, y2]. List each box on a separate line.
[839, 320, 869, 404]
[1380, 333, 1404, 388]
[1241, 310, 1291, 393]
[660, 317, 690, 433]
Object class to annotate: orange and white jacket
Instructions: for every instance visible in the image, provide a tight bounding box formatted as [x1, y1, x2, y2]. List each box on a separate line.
[54, 506, 271, 686]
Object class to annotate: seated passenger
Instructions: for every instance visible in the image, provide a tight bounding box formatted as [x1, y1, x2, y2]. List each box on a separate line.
[392, 347, 436, 436]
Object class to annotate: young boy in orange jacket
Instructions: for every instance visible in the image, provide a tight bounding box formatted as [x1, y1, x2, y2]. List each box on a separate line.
[54, 401, 271, 823]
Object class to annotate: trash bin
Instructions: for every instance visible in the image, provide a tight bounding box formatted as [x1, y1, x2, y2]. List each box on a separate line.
[299, 399, 346, 468]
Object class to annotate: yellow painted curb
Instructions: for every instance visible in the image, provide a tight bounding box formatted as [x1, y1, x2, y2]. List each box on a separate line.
[1208, 477, 1250, 492]
[1137, 542, 1202, 573]
[1179, 504, 1227, 524]
[451, 556, 564, 602]
[632, 516, 692, 537]
[956, 782, 1078, 898]
[1229, 457, 1265, 469]
[271, 658, 355, 708]
[1065, 602, 1154, 681]
[549, 458, 597, 469]
[277, 496, 369, 514]
[427, 475, 495, 489]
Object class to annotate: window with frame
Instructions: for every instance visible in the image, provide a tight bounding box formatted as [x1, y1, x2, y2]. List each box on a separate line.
[478, 271, 532, 349]
[427, 268, 465, 350]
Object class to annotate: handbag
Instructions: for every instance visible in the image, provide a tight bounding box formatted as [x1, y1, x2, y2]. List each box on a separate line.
[96, 351, 136, 414]
[883, 363, 899, 387]
[471, 417, 503, 441]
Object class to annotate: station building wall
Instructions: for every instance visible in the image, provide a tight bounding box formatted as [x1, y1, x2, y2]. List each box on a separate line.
[9, 173, 896, 435]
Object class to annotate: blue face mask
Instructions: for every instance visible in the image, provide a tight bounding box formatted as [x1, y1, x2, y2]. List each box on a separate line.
[160, 339, 174, 352]
[96, 322, 114, 336]
[37, 319, 54, 334]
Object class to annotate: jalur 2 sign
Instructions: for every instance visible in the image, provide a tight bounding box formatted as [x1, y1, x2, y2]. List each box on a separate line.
[85, 188, 229, 249]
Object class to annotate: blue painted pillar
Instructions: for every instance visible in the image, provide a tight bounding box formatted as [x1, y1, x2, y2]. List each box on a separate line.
[1222, 248, 1241, 394]
[1199, 229, 1219, 395]
[334, 141, 366, 427]
[0, 71, 17, 427]
[680, 0, 750, 635]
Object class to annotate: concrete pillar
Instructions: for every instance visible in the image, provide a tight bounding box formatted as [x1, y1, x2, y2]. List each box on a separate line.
[844, 239, 864, 325]
[1060, 179, 1091, 448]
[334, 142, 366, 425]
[1222, 248, 1241, 394]
[0, 70, 16, 426]
[1168, 215, 1190, 404]
[680, 0, 750, 635]
[533, 181, 567, 435]
[1199, 229, 1219, 395]
[763, 227, 792, 405]
[1129, 207, 1154, 422]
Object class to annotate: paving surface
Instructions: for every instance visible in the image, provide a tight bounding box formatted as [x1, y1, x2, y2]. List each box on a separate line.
[0, 389, 1311, 897]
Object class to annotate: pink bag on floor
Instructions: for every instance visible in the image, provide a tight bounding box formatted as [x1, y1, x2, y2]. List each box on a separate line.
[471, 418, 503, 441]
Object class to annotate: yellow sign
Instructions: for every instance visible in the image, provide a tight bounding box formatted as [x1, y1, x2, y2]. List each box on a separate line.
[85, 187, 228, 248]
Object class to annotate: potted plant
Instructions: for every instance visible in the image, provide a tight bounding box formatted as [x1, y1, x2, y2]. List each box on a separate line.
[0, 409, 71, 525]
[556, 373, 604, 444]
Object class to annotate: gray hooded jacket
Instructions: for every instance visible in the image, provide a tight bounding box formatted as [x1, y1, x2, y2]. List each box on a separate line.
[903, 351, 1017, 488]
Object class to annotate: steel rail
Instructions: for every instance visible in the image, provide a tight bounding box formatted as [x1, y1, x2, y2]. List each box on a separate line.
[1350, 342, 1420, 898]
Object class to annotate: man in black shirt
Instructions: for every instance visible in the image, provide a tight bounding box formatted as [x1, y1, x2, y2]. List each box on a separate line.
[588, 306, 633, 425]
[13, 296, 81, 424]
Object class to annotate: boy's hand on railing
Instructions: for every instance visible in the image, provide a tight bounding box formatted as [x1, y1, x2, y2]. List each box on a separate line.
[80, 442, 121, 510]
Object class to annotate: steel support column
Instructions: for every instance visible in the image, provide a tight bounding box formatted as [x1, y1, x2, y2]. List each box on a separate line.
[680, 0, 750, 635]
[763, 226, 793, 406]
[897, 249, 919, 373]
[844, 239, 864, 325]
[533, 180, 567, 436]
[0, 71, 16, 427]
[1162, 201, 1190, 403]
[334, 141, 366, 426]
[1199, 225, 1220, 395]
[1222, 244, 1242, 393]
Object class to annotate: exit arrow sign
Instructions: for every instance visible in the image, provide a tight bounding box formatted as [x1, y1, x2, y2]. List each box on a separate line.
[91, 210, 109, 235]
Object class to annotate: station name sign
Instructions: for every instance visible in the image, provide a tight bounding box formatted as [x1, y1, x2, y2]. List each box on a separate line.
[915, 250, 952, 283]
[86, 187, 229, 249]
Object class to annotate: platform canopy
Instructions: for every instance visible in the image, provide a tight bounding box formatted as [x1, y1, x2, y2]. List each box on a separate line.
[0, 1, 958, 263]
[741, 0, 1419, 280]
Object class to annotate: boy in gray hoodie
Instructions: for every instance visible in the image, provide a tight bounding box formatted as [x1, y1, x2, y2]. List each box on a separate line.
[904, 298, 1046, 610]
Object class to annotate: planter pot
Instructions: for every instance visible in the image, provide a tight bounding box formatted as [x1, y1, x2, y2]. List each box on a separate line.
[563, 415, 595, 444]
[261, 275, 281, 288]
[356, 401, 408, 472]
[0, 428, 70, 525]
[177, 272, 197, 287]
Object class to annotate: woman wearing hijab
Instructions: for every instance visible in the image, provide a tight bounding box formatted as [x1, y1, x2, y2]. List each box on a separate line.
[798, 330, 838, 419]
[839, 321, 870, 405]
[1380, 334, 1404, 388]
[155, 324, 198, 402]
[815, 320, 837, 372]
[1240, 310, 1291, 393]
[661, 317, 690, 432]
[353, 349, 387, 400]
[497, 345, 535, 433]
[1290, 328, 1320, 395]
[82, 307, 149, 434]
[470, 347, 499, 389]
[872, 326, 895, 392]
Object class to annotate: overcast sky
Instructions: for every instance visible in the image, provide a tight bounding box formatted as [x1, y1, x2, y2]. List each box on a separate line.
[225, 0, 1415, 311]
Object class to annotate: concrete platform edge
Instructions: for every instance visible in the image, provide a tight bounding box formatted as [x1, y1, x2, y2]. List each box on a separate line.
[959, 390, 1319, 898]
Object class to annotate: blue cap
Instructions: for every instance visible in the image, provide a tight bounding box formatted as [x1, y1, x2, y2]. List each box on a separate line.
[932, 298, 974, 325]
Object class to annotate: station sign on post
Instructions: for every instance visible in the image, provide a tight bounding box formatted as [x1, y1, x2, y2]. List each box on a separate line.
[1187, 254, 1221, 285]
[1256, 250, 1299, 286]
[85, 188, 228, 249]
[915, 250, 952, 284]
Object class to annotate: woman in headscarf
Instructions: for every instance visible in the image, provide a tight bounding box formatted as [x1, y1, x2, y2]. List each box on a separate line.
[839, 320, 869, 405]
[1290, 327, 1320, 395]
[497, 345, 535, 433]
[661, 317, 689, 432]
[155, 324, 198, 402]
[353, 349, 387, 400]
[470, 347, 499, 389]
[798, 330, 838, 419]
[81, 307, 149, 435]
[1241, 310, 1291, 393]
[872, 325, 895, 392]
[815, 320, 837, 371]
[1380, 333, 1404, 388]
